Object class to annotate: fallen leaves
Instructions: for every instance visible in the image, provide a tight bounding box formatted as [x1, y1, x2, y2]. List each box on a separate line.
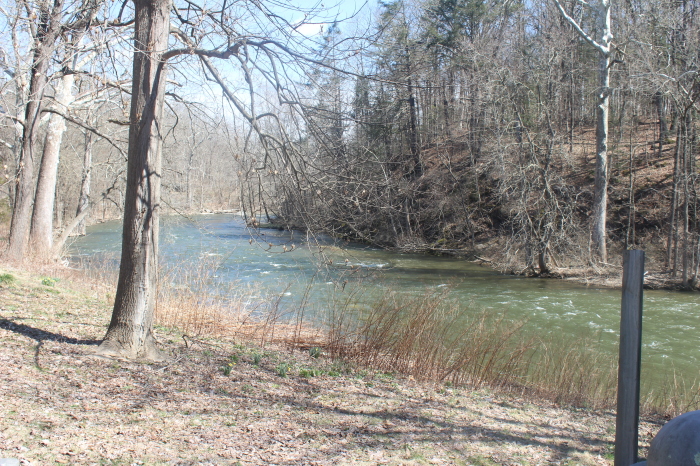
[0, 270, 664, 465]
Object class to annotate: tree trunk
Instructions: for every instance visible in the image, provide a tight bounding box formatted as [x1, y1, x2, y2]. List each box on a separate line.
[538, 248, 550, 274]
[29, 71, 74, 256]
[98, 0, 170, 360]
[407, 72, 420, 177]
[442, 73, 452, 139]
[4, 0, 65, 262]
[592, 51, 610, 263]
[626, 137, 636, 249]
[667, 122, 682, 272]
[75, 130, 93, 236]
[681, 112, 692, 286]
[654, 91, 668, 157]
[186, 154, 194, 211]
[552, 0, 613, 263]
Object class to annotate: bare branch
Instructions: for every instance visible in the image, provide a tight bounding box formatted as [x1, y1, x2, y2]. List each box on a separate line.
[551, 0, 609, 56]
[0, 113, 26, 129]
[41, 108, 127, 157]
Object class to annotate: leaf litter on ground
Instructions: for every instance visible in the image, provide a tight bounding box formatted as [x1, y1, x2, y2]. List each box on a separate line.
[0, 267, 662, 465]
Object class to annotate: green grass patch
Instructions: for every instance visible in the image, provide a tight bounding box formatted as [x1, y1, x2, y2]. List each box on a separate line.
[467, 455, 499, 466]
[221, 363, 234, 376]
[299, 367, 324, 378]
[275, 362, 290, 378]
[41, 277, 58, 287]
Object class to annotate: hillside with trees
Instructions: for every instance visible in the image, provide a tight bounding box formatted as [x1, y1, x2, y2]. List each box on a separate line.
[0, 0, 698, 290]
[265, 0, 700, 289]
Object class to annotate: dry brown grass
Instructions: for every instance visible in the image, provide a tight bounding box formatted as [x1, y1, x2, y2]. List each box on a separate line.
[324, 289, 529, 386]
[154, 257, 327, 350]
[319, 288, 620, 410]
[156, 287, 326, 350]
[527, 336, 618, 409]
[151, 270, 699, 417]
[641, 372, 700, 418]
[17, 253, 698, 418]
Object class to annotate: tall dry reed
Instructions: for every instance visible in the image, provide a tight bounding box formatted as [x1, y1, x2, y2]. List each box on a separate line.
[70, 254, 700, 417]
[525, 335, 617, 408]
[324, 288, 531, 387]
[641, 370, 700, 418]
[155, 257, 326, 346]
[319, 285, 700, 415]
[154, 273, 700, 415]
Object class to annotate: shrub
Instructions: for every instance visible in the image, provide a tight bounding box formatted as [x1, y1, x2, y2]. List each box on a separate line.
[41, 277, 58, 287]
[275, 362, 290, 378]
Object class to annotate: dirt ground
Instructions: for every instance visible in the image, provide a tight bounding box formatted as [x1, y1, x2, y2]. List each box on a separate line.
[0, 267, 663, 465]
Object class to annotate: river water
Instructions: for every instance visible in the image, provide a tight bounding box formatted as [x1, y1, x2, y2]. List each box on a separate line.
[69, 213, 699, 392]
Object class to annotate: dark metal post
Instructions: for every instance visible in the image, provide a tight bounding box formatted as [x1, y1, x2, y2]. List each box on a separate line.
[615, 249, 645, 466]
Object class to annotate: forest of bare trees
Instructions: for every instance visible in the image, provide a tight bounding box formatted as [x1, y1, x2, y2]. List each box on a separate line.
[265, 0, 700, 289]
[1, 0, 699, 294]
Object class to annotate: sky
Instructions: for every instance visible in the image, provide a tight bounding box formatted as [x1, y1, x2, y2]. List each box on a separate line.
[168, 0, 381, 123]
[0, 0, 382, 150]
[279, 0, 378, 39]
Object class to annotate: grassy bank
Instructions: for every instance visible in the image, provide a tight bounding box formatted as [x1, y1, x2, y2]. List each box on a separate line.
[0, 265, 670, 465]
[147, 254, 699, 417]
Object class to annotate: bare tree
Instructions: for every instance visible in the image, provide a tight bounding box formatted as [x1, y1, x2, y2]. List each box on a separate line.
[74, 126, 94, 236]
[0, 2, 31, 209]
[4, 0, 69, 261]
[28, 67, 74, 255]
[96, 0, 364, 358]
[552, 0, 614, 263]
[97, 0, 170, 359]
[29, 26, 100, 255]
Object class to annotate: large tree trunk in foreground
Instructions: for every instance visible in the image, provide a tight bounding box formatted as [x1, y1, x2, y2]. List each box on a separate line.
[97, 0, 170, 360]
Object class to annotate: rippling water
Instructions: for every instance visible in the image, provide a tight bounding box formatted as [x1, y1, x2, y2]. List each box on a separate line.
[69, 213, 700, 391]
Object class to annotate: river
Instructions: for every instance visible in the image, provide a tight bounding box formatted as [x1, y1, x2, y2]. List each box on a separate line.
[69, 213, 699, 394]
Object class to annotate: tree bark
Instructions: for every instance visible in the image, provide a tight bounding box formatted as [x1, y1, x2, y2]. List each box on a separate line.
[75, 130, 93, 236]
[653, 91, 668, 157]
[538, 249, 550, 274]
[681, 112, 692, 287]
[667, 122, 682, 272]
[4, 0, 65, 262]
[592, 51, 610, 263]
[97, 0, 170, 360]
[186, 154, 194, 211]
[406, 62, 420, 177]
[29, 71, 74, 256]
[552, 0, 613, 263]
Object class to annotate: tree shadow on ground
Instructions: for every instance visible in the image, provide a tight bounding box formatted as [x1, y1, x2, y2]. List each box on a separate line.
[275, 395, 610, 464]
[0, 316, 100, 346]
[154, 368, 611, 465]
